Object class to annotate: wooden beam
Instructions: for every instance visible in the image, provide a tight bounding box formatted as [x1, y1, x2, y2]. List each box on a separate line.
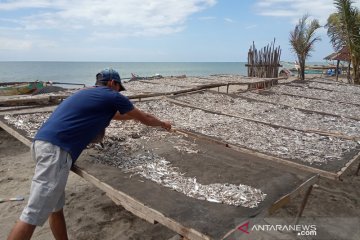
[0, 120, 31, 147]
[0, 106, 56, 116]
[269, 175, 318, 215]
[337, 151, 360, 179]
[0, 95, 68, 107]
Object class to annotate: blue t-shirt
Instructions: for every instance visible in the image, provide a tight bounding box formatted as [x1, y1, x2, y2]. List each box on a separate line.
[34, 86, 134, 162]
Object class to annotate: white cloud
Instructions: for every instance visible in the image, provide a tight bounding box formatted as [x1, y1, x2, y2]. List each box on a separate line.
[0, 37, 32, 50]
[198, 16, 216, 21]
[254, 0, 337, 24]
[224, 18, 234, 23]
[246, 24, 257, 29]
[0, 0, 217, 36]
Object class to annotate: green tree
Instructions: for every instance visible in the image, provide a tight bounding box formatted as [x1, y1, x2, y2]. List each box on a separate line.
[326, 0, 360, 83]
[290, 15, 321, 80]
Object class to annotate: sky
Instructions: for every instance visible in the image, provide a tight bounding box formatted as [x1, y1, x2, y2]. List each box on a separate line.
[0, 0, 359, 62]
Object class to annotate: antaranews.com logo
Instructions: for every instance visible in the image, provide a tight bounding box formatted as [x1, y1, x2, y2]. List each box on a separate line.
[227, 217, 359, 240]
[237, 220, 316, 236]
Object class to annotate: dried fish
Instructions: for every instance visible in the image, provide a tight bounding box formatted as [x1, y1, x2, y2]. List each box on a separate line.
[94, 141, 266, 208]
[4, 112, 50, 138]
[122, 81, 186, 97]
[310, 79, 360, 93]
[135, 100, 359, 165]
[270, 84, 360, 105]
[175, 91, 360, 137]
[240, 91, 360, 120]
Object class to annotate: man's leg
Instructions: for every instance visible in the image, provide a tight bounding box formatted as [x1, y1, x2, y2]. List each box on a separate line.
[49, 209, 68, 240]
[7, 220, 36, 240]
[7, 141, 72, 240]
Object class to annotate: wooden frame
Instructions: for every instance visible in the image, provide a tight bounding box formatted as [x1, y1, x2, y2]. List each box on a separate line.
[0, 112, 319, 240]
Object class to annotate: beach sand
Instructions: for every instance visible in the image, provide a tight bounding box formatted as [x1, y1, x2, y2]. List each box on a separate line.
[1, 75, 360, 239]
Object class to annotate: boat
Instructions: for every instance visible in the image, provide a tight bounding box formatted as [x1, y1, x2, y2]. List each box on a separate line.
[0, 81, 45, 96]
[130, 73, 164, 81]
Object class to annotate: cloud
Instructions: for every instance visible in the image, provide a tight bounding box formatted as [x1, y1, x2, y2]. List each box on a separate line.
[245, 24, 257, 29]
[254, 0, 338, 24]
[0, 37, 32, 50]
[198, 16, 216, 21]
[0, 0, 217, 37]
[224, 18, 234, 23]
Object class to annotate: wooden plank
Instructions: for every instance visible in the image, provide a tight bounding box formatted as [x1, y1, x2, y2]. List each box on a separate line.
[0, 120, 31, 147]
[268, 174, 319, 215]
[0, 94, 68, 106]
[127, 83, 228, 100]
[336, 151, 360, 179]
[0, 106, 57, 116]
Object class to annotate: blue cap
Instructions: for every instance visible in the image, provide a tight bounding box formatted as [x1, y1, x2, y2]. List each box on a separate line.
[96, 68, 125, 91]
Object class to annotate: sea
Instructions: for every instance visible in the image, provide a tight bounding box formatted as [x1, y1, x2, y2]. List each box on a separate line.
[0, 61, 326, 87]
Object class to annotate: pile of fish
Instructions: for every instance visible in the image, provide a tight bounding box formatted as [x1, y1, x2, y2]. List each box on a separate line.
[293, 81, 360, 95]
[123, 81, 186, 96]
[136, 100, 359, 165]
[239, 91, 360, 120]
[270, 85, 360, 105]
[175, 91, 360, 138]
[4, 112, 50, 138]
[145, 75, 270, 87]
[142, 76, 221, 87]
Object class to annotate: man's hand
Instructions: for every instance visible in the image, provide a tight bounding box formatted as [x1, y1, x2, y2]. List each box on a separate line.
[161, 121, 172, 131]
[113, 108, 172, 131]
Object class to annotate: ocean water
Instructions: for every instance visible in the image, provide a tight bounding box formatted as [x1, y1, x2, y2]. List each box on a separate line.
[0, 61, 328, 87]
[0, 62, 248, 87]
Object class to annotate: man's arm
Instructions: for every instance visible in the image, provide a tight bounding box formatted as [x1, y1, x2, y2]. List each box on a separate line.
[113, 107, 171, 130]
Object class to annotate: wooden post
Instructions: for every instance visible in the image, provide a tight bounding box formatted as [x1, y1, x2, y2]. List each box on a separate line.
[294, 185, 314, 225]
[356, 162, 360, 176]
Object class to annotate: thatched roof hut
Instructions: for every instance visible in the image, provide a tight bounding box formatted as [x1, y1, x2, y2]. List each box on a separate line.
[324, 46, 350, 62]
[324, 46, 351, 80]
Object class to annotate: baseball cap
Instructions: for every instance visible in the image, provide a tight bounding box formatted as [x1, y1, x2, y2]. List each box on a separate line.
[96, 68, 126, 91]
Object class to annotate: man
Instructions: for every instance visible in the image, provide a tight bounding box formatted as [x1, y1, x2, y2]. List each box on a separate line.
[7, 68, 171, 240]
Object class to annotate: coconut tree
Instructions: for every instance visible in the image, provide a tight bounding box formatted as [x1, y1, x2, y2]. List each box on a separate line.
[326, 0, 360, 83]
[290, 15, 321, 80]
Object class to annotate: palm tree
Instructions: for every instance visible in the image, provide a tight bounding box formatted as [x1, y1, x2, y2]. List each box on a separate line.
[289, 15, 321, 80]
[326, 0, 360, 83]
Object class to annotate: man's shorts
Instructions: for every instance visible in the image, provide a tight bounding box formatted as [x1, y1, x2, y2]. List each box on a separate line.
[20, 140, 72, 226]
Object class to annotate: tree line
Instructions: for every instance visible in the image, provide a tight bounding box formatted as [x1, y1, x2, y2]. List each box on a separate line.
[290, 0, 360, 83]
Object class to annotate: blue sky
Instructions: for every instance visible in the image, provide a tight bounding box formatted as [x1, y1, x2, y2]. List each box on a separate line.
[0, 0, 359, 62]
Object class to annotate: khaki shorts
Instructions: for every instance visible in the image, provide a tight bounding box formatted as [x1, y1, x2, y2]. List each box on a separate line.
[20, 140, 72, 226]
